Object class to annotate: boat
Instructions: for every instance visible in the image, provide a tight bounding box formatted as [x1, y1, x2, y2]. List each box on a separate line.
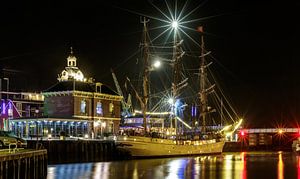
[292, 139, 300, 153]
[116, 16, 241, 158]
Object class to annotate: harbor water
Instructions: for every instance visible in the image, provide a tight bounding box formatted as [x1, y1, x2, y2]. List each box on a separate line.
[47, 152, 299, 178]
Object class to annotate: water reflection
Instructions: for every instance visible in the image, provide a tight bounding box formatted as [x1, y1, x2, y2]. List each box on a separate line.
[278, 152, 284, 179]
[241, 152, 247, 179]
[48, 152, 299, 179]
[297, 155, 300, 179]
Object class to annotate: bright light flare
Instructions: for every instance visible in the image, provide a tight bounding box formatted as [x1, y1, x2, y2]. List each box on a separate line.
[153, 60, 161, 68]
[168, 97, 174, 105]
[171, 20, 178, 29]
[278, 129, 283, 134]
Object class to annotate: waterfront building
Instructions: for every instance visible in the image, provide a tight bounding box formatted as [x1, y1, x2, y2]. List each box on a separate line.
[8, 48, 122, 139]
[0, 92, 44, 130]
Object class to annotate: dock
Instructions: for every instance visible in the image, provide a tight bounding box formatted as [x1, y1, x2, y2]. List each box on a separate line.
[0, 149, 47, 179]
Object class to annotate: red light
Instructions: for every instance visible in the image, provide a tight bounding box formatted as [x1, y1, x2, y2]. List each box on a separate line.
[241, 130, 245, 136]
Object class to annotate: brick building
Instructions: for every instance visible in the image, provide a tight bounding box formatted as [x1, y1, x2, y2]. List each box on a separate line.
[10, 48, 122, 139]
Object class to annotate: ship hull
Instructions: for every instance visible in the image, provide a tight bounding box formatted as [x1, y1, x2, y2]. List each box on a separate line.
[117, 136, 225, 158]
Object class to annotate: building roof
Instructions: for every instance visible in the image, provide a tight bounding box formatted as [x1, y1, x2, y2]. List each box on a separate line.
[43, 81, 118, 95]
[57, 47, 85, 82]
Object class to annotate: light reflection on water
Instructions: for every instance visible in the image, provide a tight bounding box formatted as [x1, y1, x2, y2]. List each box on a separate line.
[47, 152, 299, 179]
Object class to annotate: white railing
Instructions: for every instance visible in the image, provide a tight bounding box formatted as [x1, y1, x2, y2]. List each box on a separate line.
[243, 128, 300, 133]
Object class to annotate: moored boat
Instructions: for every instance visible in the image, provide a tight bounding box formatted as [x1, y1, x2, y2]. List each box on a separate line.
[117, 136, 225, 158]
[115, 2, 242, 158]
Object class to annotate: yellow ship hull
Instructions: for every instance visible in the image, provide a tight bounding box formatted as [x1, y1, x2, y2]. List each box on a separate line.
[117, 136, 225, 158]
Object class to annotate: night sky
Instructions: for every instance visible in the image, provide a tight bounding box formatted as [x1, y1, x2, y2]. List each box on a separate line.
[0, 0, 300, 127]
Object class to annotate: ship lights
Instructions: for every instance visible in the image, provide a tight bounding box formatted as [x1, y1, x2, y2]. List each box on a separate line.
[153, 60, 161, 68]
[240, 130, 245, 136]
[168, 97, 174, 105]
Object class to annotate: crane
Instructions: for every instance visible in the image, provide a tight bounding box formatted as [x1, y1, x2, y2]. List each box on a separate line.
[111, 69, 133, 117]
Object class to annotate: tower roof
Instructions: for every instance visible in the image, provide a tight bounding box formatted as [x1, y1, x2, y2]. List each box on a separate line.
[57, 47, 85, 82]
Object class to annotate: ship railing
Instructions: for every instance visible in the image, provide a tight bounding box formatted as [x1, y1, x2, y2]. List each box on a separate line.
[117, 135, 218, 146]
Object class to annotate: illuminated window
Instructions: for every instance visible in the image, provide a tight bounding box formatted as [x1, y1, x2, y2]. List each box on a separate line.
[96, 101, 103, 115]
[80, 100, 86, 113]
[109, 102, 114, 114]
[8, 102, 13, 117]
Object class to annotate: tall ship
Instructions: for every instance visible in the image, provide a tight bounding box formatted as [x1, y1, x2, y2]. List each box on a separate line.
[115, 15, 242, 158]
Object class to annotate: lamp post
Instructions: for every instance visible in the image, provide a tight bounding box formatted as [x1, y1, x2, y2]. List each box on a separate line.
[3, 78, 9, 99]
[101, 121, 106, 139]
[35, 109, 40, 144]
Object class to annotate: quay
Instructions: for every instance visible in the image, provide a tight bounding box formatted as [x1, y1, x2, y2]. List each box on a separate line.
[27, 139, 129, 164]
[0, 149, 47, 179]
[223, 128, 300, 152]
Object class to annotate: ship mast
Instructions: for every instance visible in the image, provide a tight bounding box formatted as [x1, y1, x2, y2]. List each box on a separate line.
[198, 26, 214, 133]
[170, 21, 186, 141]
[141, 17, 150, 133]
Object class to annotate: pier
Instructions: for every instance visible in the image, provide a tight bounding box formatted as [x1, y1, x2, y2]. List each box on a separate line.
[0, 149, 47, 179]
[27, 139, 128, 164]
[225, 128, 300, 151]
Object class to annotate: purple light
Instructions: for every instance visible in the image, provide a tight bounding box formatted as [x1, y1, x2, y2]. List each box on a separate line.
[2, 101, 5, 114]
[8, 102, 12, 117]
[191, 105, 197, 117]
[191, 106, 194, 117]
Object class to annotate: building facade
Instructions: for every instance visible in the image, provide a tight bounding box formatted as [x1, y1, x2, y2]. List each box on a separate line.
[9, 48, 122, 139]
[0, 92, 44, 130]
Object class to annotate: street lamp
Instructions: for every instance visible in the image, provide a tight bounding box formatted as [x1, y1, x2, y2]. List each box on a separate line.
[0, 78, 9, 99]
[3, 78, 9, 99]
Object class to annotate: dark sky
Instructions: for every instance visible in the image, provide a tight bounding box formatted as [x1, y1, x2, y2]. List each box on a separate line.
[0, 0, 300, 127]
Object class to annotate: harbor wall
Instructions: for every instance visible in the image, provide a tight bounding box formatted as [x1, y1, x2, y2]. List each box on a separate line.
[27, 140, 128, 164]
[0, 149, 47, 179]
[223, 133, 294, 152]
